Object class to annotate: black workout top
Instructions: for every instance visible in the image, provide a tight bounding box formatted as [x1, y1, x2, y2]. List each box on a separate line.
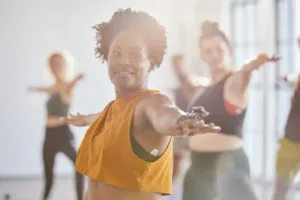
[285, 75, 300, 141]
[46, 93, 70, 117]
[188, 75, 247, 138]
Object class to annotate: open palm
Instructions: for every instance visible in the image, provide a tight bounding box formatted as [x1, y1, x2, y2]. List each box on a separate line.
[68, 113, 87, 126]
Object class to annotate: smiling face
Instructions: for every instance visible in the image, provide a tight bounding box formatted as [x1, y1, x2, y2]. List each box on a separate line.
[107, 30, 152, 92]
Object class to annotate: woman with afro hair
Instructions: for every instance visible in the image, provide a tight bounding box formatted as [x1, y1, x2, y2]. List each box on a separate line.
[67, 8, 220, 200]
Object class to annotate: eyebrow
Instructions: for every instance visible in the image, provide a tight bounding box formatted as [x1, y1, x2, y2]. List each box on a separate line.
[129, 47, 143, 51]
[113, 46, 143, 51]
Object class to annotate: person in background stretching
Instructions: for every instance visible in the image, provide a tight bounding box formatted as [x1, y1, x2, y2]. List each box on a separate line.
[67, 8, 221, 200]
[167, 54, 209, 200]
[273, 38, 300, 200]
[28, 51, 84, 200]
[183, 21, 279, 200]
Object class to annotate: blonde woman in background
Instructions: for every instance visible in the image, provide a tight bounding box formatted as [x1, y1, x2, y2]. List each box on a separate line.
[28, 51, 84, 200]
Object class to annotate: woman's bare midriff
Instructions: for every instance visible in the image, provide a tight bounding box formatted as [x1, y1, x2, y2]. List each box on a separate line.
[86, 178, 162, 200]
[189, 132, 243, 152]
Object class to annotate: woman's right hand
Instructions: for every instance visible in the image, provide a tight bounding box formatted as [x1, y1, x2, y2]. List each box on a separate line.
[67, 113, 88, 127]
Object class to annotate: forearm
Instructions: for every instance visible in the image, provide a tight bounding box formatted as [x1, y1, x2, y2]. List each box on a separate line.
[46, 116, 66, 127]
[145, 94, 211, 136]
[29, 86, 51, 93]
[85, 113, 101, 125]
[150, 106, 184, 135]
[232, 64, 254, 93]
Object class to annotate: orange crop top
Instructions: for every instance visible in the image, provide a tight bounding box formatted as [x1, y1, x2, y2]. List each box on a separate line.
[75, 89, 173, 195]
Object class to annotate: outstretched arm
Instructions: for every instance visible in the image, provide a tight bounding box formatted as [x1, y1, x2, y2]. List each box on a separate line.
[68, 112, 101, 126]
[225, 54, 279, 107]
[66, 73, 85, 91]
[144, 93, 220, 136]
[228, 54, 280, 94]
[28, 86, 53, 93]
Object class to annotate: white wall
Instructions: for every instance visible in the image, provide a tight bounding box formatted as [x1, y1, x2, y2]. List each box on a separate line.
[0, 0, 212, 177]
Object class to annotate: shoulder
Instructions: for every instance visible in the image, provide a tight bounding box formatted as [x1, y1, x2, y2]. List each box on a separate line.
[142, 93, 174, 106]
[137, 93, 175, 114]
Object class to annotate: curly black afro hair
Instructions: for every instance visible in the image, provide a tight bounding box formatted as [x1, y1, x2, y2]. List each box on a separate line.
[93, 8, 167, 67]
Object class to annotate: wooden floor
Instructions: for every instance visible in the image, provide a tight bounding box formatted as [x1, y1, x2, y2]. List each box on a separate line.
[0, 178, 300, 200]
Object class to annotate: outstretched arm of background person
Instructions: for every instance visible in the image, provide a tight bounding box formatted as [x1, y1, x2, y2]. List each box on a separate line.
[228, 53, 280, 95]
[66, 73, 85, 91]
[224, 53, 280, 108]
[144, 93, 220, 136]
[28, 86, 54, 93]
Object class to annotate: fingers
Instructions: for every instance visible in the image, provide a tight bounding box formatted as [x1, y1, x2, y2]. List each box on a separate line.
[176, 119, 220, 136]
[69, 112, 81, 118]
[258, 54, 280, 63]
[192, 122, 221, 134]
[179, 119, 194, 136]
[67, 112, 81, 124]
[269, 55, 280, 62]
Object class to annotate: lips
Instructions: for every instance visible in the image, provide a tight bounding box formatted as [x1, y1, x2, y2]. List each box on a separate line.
[116, 71, 132, 76]
[114, 70, 135, 77]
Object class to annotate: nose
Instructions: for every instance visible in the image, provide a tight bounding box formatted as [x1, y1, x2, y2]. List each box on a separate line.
[119, 54, 131, 65]
[212, 51, 219, 58]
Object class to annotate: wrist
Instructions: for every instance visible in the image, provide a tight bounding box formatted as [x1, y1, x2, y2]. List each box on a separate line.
[82, 115, 89, 126]
[243, 63, 255, 72]
[176, 107, 208, 124]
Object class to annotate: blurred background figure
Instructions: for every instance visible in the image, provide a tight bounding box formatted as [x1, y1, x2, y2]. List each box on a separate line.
[273, 38, 300, 200]
[28, 51, 84, 200]
[183, 21, 278, 200]
[171, 54, 199, 111]
[165, 54, 199, 200]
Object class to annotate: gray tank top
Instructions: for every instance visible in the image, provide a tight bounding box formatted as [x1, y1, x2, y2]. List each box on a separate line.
[46, 93, 70, 117]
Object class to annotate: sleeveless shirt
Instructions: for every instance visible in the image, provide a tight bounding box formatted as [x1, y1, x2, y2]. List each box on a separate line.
[76, 89, 173, 195]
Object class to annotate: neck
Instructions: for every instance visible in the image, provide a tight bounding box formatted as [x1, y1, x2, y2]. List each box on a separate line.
[115, 83, 148, 98]
[55, 78, 65, 84]
[176, 72, 188, 84]
[210, 68, 231, 84]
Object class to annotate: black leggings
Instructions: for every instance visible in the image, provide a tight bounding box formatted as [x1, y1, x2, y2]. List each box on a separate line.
[183, 148, 258, 200]
[43, 126, 83, 200]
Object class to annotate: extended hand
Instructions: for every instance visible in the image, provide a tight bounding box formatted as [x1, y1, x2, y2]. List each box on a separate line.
[174, 119, 220, 136]
[67, 112, 88, 126]
[248, 53, 280, 70]
[172, 107, 221, 136]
